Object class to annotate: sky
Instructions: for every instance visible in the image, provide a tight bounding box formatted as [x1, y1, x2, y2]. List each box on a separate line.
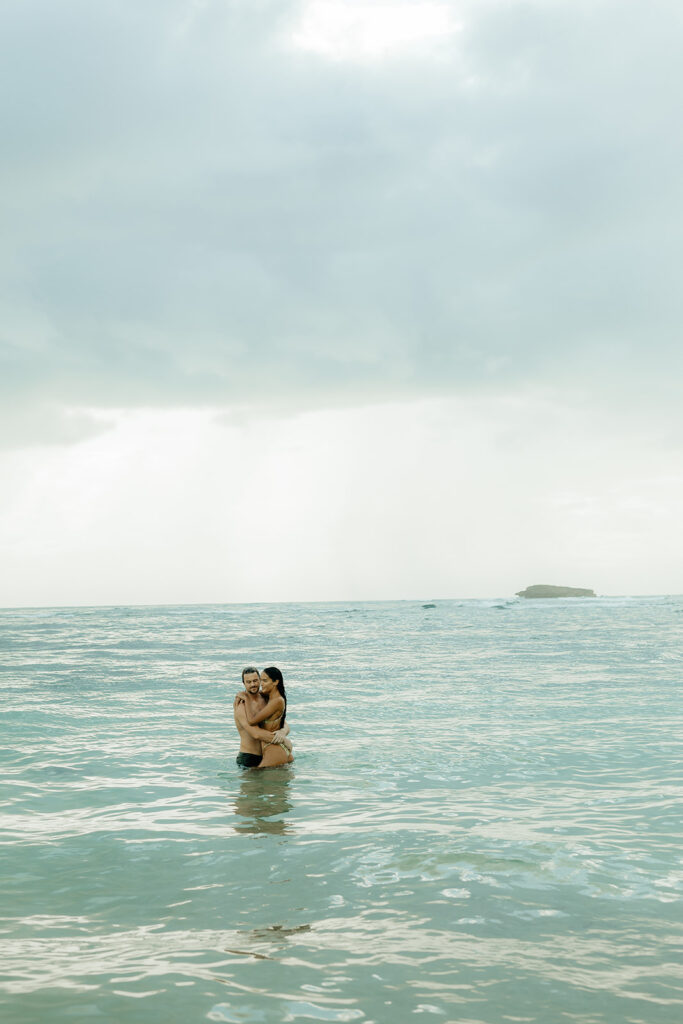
[1, 0, 682, 606]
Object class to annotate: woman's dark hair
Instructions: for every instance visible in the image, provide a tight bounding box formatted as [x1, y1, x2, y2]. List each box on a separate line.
[263, 666, 286, 726]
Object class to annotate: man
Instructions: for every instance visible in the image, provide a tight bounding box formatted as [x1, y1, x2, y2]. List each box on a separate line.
[233, 666, 290, 768]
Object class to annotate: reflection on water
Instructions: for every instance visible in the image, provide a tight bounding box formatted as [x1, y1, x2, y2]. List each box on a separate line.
[232, 768, 295, 836]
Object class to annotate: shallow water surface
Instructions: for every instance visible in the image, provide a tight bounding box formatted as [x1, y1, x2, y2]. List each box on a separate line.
[1, 597, 682, 1023]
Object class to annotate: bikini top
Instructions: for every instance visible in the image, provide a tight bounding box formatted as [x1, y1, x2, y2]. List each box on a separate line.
[261, 698, 285, 732]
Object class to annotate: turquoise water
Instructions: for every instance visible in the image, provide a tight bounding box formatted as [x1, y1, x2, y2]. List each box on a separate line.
[1, 597, 682, 1024]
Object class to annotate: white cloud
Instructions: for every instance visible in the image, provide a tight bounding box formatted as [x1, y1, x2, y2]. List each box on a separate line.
[289, 1, 460, 62]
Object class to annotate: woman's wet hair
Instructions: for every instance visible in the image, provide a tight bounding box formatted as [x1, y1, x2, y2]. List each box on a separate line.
[263, 666, 286, 726]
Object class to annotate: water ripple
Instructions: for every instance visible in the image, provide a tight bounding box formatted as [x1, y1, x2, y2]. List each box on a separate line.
[1, 598, 682, 1024]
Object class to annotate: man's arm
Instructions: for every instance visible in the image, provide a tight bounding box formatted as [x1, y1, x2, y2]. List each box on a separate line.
[234, 701, 281, 742]
[242, 695, 283, 726]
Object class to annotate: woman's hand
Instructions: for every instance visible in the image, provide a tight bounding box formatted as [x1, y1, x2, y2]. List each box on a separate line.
[234, 693, 245, 706]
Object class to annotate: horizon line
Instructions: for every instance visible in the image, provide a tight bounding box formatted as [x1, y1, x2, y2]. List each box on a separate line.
[1, 592, 681, 613]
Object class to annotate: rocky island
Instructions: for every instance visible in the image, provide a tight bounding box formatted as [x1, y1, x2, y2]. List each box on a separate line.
[516, 585, 596, 599]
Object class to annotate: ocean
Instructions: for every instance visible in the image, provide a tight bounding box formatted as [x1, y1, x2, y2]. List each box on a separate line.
[1, 596, 681, 1024]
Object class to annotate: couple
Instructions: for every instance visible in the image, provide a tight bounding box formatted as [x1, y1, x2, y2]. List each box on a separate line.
[233, 666, 294, 769]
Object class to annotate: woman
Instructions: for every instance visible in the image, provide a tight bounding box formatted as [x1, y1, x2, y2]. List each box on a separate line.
[235, 666, 293, 768]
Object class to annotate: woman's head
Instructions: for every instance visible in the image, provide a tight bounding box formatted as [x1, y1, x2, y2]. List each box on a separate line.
[261, 666, 286, 725]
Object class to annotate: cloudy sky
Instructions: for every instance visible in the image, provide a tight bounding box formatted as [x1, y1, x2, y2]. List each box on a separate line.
[1, 0, 682, 606]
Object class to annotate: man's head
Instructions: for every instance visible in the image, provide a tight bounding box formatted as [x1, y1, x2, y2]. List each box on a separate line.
[241, 666, 261, 694]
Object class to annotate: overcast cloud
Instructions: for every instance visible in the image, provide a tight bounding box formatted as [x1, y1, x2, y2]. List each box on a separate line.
[1, 1, 682, 604]
[3, 0, 682, 440]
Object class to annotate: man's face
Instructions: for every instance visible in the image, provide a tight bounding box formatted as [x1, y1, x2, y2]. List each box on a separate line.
[242, 671, 261, 695]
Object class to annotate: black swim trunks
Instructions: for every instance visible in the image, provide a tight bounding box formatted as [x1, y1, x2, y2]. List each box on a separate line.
[236, 752, 261, 769]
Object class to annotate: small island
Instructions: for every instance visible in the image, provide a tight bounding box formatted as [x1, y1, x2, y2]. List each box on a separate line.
[516, 584, 596, 599]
